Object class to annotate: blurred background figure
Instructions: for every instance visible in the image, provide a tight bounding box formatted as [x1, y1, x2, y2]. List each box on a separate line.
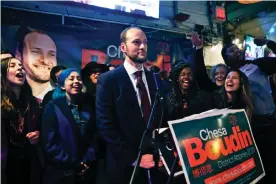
[106, 64, 116, 71]
[1, 50, 13, 60]
[42, 65, 67, 106]
[210, 64, 229, 87]
[81, 62, 109, 98]
[143, 60, 153, 71]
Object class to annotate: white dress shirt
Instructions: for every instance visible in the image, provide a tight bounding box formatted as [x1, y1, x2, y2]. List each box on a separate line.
[124, 61, 153, 167]
[124, 61, 152, 111]
[35, 83, 54, 100]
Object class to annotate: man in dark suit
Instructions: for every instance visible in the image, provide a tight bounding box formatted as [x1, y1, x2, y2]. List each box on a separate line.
[96, 27, 164, 184]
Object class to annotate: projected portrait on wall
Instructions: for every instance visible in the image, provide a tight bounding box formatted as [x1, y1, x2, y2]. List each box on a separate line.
[15, 27, 57, 101]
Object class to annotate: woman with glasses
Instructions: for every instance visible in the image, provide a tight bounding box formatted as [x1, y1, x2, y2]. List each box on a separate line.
[1, 57, 42, 184]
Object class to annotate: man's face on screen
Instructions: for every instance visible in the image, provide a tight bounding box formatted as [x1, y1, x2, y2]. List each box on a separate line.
[21, 32, 57, 83]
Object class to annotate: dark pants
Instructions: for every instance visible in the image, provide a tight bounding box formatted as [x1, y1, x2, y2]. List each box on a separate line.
[251, 114, 276, 183]
[107, 168, 168, 184]
[43, 164, 98, 184]
[6, 155, 30, 184]
[43, 166, 75, 184]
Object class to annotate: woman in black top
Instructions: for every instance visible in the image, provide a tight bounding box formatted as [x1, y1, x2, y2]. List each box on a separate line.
[1, 57, 42, 184]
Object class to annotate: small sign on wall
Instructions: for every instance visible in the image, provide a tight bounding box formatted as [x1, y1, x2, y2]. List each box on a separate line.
[215, 6, 226, 22]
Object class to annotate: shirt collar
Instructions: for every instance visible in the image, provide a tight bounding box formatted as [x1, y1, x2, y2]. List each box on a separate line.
[66, 98, 78, 108]
[124, 60, 145, 77]
[35, 83, 54, 100]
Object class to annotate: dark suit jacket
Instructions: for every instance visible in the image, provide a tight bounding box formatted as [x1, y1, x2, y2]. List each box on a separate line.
[96, 65, 164, 183]
[41, 96, 97, 183]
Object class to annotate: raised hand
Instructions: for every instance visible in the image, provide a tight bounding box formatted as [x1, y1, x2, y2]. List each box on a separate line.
[191, 32, 203, 47]
[254, 37, 268, 46]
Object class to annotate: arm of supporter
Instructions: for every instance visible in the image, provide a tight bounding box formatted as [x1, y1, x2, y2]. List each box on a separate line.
[191, 32, 217, 92]
[250, 56, 276, 76]
[254, 38, 276, 54]
[41, 102, 70, 163]
[267, 40, 276, 54]
[96, 74, 137, 166]
[194, 46, 217, 92]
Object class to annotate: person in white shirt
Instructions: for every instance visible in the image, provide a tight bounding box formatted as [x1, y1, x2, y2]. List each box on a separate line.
[96, 27, 164, 184]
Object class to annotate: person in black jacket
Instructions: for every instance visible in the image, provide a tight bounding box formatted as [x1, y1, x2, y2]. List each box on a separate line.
[41, 68, 98, 184]
[1, 57, 42, 184]
[42, 65, 67, 107]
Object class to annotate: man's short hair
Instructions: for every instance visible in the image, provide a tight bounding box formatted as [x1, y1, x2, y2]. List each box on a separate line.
[50, 65, 67, 84]
[16, 26, 48, 55]
[221, 43, 235, 62]
[120, 27, 143, 43]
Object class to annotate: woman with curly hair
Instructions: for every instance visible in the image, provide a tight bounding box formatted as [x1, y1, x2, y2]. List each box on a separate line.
[1, 57, 42, 184]
[165, 63, 213, 121]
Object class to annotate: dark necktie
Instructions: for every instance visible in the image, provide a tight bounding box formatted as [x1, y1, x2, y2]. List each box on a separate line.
[36, 98, 42, 104]
[135, 71, 151, 123]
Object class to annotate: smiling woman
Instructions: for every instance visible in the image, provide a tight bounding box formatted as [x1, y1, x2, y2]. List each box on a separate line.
[164, 63, 213, 121]
[6, 58, 26, 86]
[1, 57, 42, 184]
[213, 69, 253, 121]
[41, 68, 98, 184]
[52, 68, 83, 102]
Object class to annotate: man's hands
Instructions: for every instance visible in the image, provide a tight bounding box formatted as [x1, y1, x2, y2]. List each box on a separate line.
[26, 131, 40, 145]
[77, 162, 89, 176]
[140, 154, 163, 169]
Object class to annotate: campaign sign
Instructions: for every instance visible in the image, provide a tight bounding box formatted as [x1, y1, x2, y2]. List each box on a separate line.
[168, 109, 265, 184]
[153, 128, 184, 177]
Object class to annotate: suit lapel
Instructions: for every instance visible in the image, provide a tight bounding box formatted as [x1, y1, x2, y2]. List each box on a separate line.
[145, 70, 156, 104]
[115, 65, 157, 119]
[116, 65, 142, 116]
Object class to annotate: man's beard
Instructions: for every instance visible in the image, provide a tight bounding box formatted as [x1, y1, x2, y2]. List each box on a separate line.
[125, 52, 147, 64]
[27, 72, 50, 83]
